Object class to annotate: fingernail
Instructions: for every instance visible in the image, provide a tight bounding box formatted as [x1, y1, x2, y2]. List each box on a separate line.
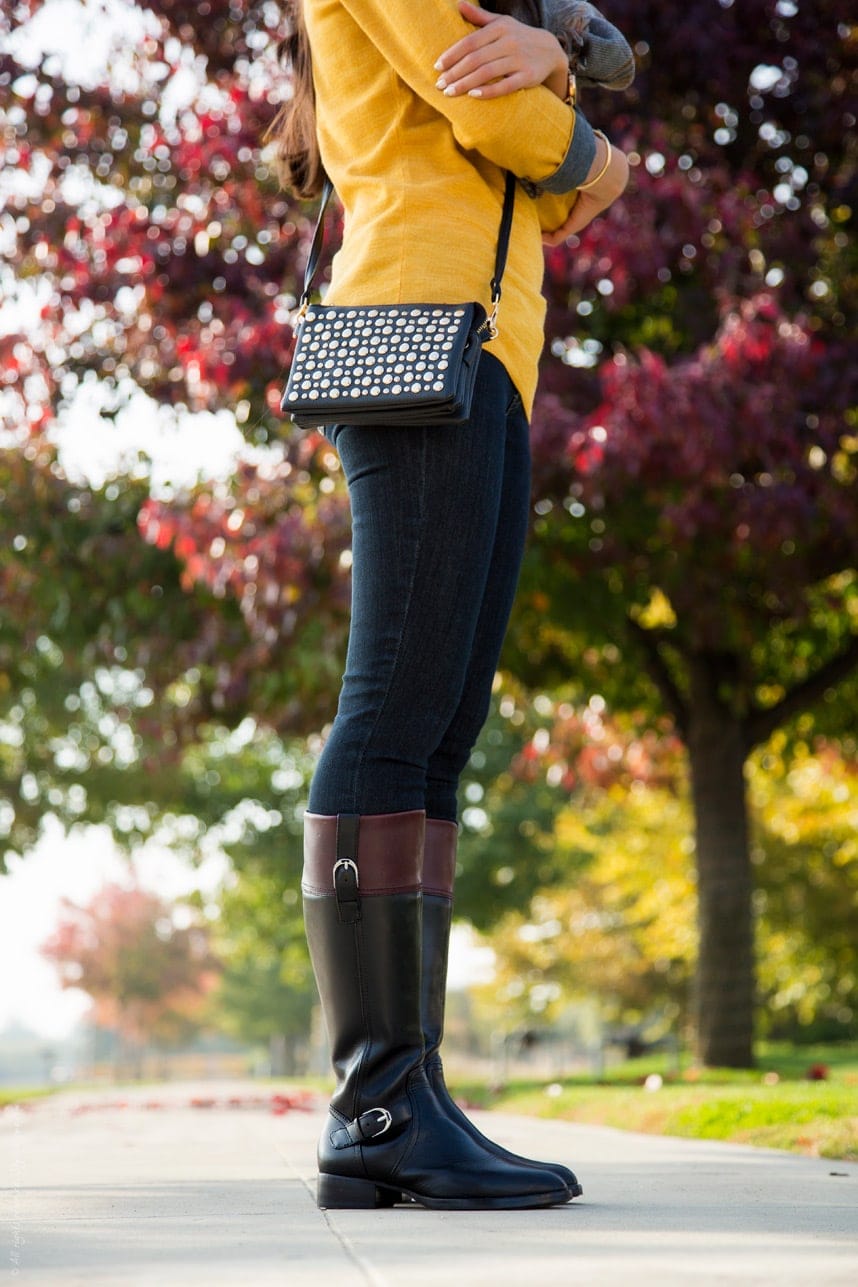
[443, 84, 456, 96]
[468, 88, 482, 97]
[434, 58, 444, 70]
[435, 76, 446, 89]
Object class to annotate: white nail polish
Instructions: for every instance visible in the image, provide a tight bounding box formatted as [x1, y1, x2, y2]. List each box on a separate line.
[443, 85, 456, 96]
[435, 76, 446, 90]
[434, 58, 444, 70]
[468, 88, 482, 97]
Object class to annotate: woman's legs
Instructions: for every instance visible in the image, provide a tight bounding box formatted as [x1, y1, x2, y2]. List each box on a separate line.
[302, 358, 576, 1205]
[307, 351, 530, 817]
[424, 391, 530, 820]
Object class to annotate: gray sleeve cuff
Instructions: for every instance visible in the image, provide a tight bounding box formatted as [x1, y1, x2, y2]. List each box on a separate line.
[537, 109, 597, 193]
[580, 16, 635, 89]
[540, 1, 636, 91]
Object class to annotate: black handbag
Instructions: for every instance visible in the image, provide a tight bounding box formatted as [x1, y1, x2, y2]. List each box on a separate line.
[280, 172, 516, 429]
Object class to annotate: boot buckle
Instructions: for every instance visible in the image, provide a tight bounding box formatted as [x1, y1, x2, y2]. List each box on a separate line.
[333, 858, 360, 923]
[333, 858, 359, 885]
[331, 1105, 394, 1149]
[364, 1107, 392, 1138]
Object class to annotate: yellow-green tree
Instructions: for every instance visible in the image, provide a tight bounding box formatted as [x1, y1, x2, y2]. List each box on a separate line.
[463, 699, 858, 1051]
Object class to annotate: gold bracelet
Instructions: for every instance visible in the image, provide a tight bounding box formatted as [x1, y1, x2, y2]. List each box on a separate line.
[577, 131, 612, 191]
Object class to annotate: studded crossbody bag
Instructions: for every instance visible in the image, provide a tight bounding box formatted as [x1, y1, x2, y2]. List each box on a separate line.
[280, 172, 516, 429]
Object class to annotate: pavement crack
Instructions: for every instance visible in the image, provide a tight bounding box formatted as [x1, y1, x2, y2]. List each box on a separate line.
[317, 1201, 387, 1287]
[276, 1143, 385, 1287]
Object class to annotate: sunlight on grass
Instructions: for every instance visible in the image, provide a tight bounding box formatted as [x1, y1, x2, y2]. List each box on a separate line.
[450, 1043, 858, 1161]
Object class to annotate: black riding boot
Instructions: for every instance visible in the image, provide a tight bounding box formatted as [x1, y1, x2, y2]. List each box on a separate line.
[422, 817, 583, 1198]
[302, 808, 570, 1210]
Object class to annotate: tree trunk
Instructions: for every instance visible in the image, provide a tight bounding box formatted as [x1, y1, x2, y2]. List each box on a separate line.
[687, 653, 755, 1067]
[269, 1032, 287, 1077]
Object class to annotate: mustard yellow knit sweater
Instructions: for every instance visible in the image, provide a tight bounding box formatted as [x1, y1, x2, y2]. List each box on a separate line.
[303, 0, 594, 416]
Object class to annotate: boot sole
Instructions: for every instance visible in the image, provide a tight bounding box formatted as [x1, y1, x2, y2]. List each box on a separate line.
[318, 1172, 572, 1210]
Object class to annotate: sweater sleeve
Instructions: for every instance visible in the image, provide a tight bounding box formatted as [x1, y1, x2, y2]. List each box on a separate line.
[534, 187, 580, 234]
[541, 0, 635, 90]
[338, 0, 596, 190]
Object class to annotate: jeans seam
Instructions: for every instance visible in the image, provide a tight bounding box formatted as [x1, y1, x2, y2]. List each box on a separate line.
[349, 428, 428, 813]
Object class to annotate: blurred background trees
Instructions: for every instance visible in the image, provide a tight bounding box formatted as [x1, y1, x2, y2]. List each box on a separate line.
[2, 0, 856, 1072]
[40, 879, 218, 1078]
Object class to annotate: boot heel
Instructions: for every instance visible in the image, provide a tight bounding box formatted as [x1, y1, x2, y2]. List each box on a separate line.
[317, 1172, 397, 1209]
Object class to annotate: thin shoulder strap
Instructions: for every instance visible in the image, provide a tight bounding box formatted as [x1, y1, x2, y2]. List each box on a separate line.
[298, 177, 335, 311]
[487, 170, 517, 336]
[297, 172, 517, 328]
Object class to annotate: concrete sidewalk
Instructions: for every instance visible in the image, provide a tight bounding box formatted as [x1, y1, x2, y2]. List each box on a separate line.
[2, 1079, 856, 1285]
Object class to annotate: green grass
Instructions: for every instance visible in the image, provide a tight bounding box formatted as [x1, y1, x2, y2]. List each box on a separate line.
[449, 1043, 858, 1162]
[0, 1085, 59, 1108]
[5, 1046, 856, 1162]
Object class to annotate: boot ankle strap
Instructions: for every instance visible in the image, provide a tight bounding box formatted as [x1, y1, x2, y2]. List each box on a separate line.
[330, 1103, 409, 1149]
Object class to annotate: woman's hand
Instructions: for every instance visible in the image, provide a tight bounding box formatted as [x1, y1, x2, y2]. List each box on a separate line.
[542, 138, 630, 244]
[435, 0, 569, 100]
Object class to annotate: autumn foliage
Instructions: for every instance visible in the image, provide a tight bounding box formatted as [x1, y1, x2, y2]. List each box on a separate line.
[2, 2, 857, 1064]
[41, 881, 219, 1069]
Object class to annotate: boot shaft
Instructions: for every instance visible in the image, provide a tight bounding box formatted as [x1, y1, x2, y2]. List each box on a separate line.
[302, 809, 425, 1119]
[422, 817, 458, 1058]
[304, 810, 572, 1208]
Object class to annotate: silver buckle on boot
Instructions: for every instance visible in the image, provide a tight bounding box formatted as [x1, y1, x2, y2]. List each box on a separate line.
[363, 1107, 392, 1139]
[333, 858, 360, 924]
[333, 858, 359, 884]
[331, 1105, 395, 1150]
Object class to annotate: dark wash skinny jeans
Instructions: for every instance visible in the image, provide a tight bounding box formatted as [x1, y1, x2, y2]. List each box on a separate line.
[307, 350, 531, 823]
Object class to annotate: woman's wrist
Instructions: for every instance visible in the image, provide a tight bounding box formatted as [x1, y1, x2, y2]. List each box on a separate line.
[578, 131, 612, 190]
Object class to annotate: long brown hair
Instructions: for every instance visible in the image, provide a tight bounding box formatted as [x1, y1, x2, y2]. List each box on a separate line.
[264, 1, 543, 199]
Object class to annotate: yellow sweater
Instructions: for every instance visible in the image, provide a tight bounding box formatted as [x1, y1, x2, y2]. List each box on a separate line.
[303, 0, 592, 417]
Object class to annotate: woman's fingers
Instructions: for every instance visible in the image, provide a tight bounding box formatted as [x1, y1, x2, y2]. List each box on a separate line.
[436, 3, 565, 97]
[438, 56, 530, 98]
[436, 30, 505, 88]
[456, 0, 496, 28]
[463, 70, 534, 99]
[436, 5, 502, 77]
